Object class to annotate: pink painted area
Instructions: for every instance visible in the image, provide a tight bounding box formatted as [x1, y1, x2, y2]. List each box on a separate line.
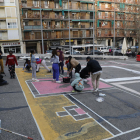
[32, 78, 111, 95]
[75, 108, 86, 115]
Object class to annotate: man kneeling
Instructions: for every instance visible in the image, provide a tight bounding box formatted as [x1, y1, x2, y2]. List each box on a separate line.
[71, 73, 84, 92]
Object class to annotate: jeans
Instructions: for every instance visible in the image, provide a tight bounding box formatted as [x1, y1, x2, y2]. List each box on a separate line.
[67, 62, 72, 78]
[31, 63, 36, 78]
[59, 61, 64, 74]
[52, 63, 59, 81]
[8, 65, 15, 78]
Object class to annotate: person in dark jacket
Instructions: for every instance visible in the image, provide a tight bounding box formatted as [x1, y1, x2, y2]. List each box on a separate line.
[0, 74, 8, 86]
[86, 57, 102, 92]
[80, 67, 90, 82]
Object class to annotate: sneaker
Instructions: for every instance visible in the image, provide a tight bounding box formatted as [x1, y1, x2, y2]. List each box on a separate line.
[52, 79, 56, 82]
[34, 79, 39, 82]
[83, 79, 87, 82]
[95, 88, 98, 92]
[56, 81, 61, 83]
[99, 93, 106, 97]
[47, 70, 51, 73]
[32, 78, 35, 81]
[36, 71, 39, 73]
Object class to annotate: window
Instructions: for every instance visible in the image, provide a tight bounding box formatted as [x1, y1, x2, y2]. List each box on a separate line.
[44, 1, 49, 8]
[105, 4, 108, 8]
[63, 2, 67, 9]
[33, 1, 39, 7]
[55, 3, 59, 8]
[117, 21, 120, 27]
[8, 22, 17, 28]
[105, 12, 108, 17]
[6, 8, 16, 17]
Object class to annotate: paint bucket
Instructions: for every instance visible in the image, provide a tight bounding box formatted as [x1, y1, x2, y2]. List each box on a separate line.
[63, 77, 70, 83]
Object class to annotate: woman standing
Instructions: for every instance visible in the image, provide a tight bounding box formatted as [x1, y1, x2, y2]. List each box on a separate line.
[51, 50, 61, 83]
[30, 50, 39, 82]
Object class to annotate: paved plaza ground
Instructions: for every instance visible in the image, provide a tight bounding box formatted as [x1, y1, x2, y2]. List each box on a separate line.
[1, 58, 140, 140]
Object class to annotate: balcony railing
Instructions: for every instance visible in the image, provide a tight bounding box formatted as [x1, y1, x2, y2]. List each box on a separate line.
[24, 33, 93, 40]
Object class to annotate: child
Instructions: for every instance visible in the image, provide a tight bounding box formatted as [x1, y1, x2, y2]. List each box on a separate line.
[5, 51, 18, 79]
[36, 58, 51, 73]
[24, 59, 31, 71]
[50, 50, 61, 83]
[71, 73, 84, 92]
[30, 50, 39, 82]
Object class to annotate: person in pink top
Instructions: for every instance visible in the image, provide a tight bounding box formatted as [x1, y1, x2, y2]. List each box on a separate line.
[36, 57, 51, 73]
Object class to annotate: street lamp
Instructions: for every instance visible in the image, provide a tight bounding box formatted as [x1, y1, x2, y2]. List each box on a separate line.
[92, 1, 95, 56]
[68, 0, 71, 55]
[113, 0, 115, 56]
[40, 0, 44, 54]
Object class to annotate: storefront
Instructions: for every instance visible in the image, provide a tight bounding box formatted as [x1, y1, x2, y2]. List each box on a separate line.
[2, 42, 21, 54]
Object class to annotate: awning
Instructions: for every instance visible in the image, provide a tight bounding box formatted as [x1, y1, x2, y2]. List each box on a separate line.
[31, 9, 41, 11]
[43, 9, 52, 11]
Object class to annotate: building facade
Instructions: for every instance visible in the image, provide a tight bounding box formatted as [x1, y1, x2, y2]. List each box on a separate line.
[0, 0, 23, 54]
[20, 0, 94, 53]
[96, 0, 139, 47]
[20, 0, 139, 53]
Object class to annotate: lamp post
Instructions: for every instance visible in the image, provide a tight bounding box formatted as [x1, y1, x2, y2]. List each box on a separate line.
[68, 0, 71, 55]
[113, 0, 115, 56]
[40, 0, 44, 54]
[93, 1, 95, 56]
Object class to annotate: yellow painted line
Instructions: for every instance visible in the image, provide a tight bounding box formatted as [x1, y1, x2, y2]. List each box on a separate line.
[16, 68, 113, 140]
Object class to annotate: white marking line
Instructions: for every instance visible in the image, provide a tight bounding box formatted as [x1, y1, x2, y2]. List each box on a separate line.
[31, 82, 41, 95]
[69, 94, 122, 133]
[25, 81, 35, 98]
[15, 73, 45, 140]
[109, 61, 128, 65]
[101, 66, 140, 82]
[131, 136, 140, 140]
[56, 111, 69, 117]
[64, 95, 115, 136]
[104, 77, 140, 83]
[111, 81, 140, 96]
[103, 127, 140, 140]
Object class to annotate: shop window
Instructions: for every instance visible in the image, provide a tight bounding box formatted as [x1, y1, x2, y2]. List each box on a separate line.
[55, 3, 59, 8]
[63, 2, 67, 9]
[105, 4, 108, 8]
[44, 1, 49, 8]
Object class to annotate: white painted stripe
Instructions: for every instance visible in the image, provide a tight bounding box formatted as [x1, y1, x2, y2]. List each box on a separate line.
[69, 94, 122, 133]
[131, 136, 140, 140]
[25, 81, 35, 98]
[104, 77, 140, 83]
[103, 127, 140, 140]
[16, 73, 45, 140]
[31, 82, 40, 95]
[64, 95, 115, 136]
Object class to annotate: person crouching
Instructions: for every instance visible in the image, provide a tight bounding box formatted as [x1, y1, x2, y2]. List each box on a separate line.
[71, 73, 84, 92]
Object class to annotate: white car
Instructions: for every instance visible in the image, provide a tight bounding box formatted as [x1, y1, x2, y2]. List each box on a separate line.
[98, 47, 109, 53]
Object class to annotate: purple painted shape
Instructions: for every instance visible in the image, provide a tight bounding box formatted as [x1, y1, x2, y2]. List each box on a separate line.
[32, 78, 111, 95]
[75, 108, 86, 115]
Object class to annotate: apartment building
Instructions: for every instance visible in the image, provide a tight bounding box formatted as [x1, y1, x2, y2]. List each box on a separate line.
[96, 0, 139, 47]
[0, 0, 23, 54]
[20, 0, 95, 53]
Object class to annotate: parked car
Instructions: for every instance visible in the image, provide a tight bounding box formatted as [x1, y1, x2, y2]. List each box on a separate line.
[46, 50, 52, 54]
[65, 50, 81, 55]
[98, 47, 109, 53]
[112, 48, 122, 56]
[84, 50, 103, 55]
